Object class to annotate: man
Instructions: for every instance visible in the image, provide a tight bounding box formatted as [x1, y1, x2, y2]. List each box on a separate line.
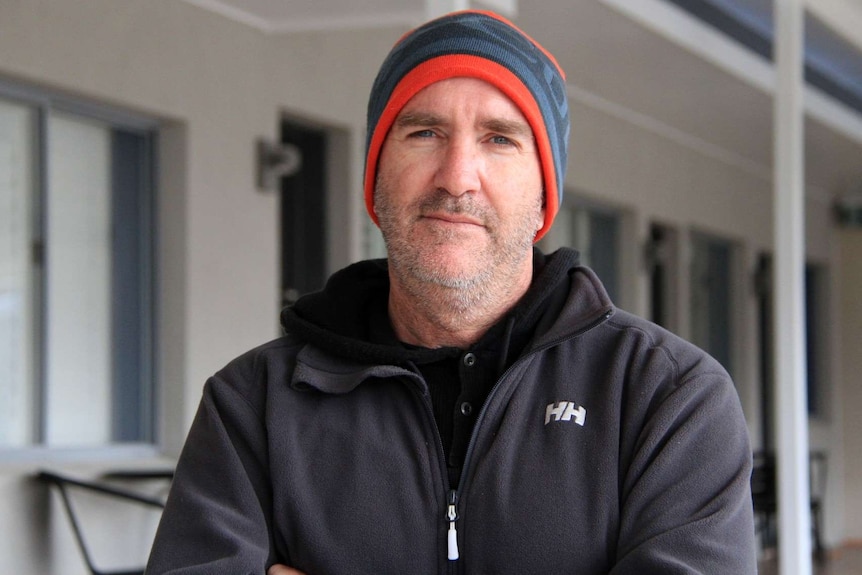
[147, 10, 756, 574]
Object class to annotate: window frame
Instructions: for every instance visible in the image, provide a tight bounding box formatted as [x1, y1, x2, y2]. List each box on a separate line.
[689, 229, 737, 375]
[539, 194, 625, 305]
[0, 77, 159, 458]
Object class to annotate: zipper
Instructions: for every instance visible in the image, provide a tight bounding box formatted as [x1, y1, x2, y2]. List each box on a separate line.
[403, 370, 461, 570]
[446, 490, 459, 560]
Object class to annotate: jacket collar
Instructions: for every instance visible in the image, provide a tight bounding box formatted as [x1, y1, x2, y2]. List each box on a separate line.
[288, 248, 616, 394]
[290, 344, 420, 394]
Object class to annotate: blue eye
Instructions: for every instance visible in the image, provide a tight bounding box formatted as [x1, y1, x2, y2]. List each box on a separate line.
[411, 129, 435, 138]
[491, 135, 514, 146]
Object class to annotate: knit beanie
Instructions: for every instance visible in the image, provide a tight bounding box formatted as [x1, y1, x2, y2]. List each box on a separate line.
[364, 10, 570, 241]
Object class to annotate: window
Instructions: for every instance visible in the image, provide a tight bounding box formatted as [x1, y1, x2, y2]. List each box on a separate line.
[755, 255, 829, 448]
[690, 231, 734, 373]
[0, 85, 156, 449]
[0, 97, 35, 446]
[541, 201, 621, 303]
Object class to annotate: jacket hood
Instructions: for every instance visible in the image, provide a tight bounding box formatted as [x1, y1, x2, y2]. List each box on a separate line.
[280, 247, 603, 365]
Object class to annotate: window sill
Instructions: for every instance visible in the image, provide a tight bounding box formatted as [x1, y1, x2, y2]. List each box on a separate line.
[0, 444, 174, 472]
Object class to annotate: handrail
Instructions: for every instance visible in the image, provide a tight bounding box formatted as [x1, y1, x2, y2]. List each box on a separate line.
[37, 469, 173, 575]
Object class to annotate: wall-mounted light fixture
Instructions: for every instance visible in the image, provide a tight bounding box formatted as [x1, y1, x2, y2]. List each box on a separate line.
[257, 138, 302, 191]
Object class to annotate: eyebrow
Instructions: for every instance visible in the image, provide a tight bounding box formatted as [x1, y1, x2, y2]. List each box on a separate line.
[481, 118, 534, 139]
[394, 111, 534, 139]
[394, 111, 443, 128]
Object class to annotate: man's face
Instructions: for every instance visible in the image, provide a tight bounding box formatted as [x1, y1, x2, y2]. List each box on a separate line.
[374, 77, 545, 293]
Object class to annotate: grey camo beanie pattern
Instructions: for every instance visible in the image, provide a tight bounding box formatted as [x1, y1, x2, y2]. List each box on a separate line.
[363, 9, 570, 241]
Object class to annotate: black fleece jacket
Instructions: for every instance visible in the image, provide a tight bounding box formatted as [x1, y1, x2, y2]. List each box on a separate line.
[147, 248, 757, 574]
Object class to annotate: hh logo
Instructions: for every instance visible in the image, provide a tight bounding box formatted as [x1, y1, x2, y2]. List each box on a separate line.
[545, 401, 586, 426]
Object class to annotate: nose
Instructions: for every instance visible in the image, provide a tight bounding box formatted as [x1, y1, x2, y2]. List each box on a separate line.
[433, 138, 481, 197]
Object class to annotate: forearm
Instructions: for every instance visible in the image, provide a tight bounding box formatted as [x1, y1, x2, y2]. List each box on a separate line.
[147, 378, 274, 573]
[612, 372, 756, 573]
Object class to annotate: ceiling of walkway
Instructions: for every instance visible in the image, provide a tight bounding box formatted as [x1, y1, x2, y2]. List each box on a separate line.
[181, 0, 862, 199]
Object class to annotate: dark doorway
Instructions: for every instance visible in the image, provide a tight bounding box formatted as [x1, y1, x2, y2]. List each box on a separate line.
[280, 121, 327, 308]
[757, 254, 824, 450]
[755, 254, 775, 451]
[648, 224, 670, 329]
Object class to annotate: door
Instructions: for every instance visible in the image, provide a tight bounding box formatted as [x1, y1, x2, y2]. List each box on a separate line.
[280, 121, 327, 308]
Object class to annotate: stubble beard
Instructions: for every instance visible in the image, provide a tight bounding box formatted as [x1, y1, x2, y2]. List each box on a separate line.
[374, 179, 542, 318]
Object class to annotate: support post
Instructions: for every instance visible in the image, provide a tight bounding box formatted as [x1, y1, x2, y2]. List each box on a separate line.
[773, 0, 812, 573]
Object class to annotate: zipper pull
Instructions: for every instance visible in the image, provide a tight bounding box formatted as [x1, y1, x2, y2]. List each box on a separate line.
[447, 490, 459, 561]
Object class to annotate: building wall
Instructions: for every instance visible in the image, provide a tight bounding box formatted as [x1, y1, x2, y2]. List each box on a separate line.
[0, 0, 859, 571]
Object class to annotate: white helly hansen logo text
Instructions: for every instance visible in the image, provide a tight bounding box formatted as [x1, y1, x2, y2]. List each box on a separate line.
[545, 401, 586, 426]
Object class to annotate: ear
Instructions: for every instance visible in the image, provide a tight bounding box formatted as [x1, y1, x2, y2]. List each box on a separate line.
[536, 193, 546, 231]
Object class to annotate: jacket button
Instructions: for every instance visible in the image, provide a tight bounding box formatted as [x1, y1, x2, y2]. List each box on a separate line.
[460, 402, 474, 416]
[463, 352, 477, 367]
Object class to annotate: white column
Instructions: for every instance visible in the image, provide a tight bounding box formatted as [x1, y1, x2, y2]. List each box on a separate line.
[773, 0, 812, 573]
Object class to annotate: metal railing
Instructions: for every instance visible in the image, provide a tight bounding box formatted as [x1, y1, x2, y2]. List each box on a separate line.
[38, 469, 173, 575]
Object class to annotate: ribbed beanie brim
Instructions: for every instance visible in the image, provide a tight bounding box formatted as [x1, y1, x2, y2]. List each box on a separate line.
[364, 10, 570, 241]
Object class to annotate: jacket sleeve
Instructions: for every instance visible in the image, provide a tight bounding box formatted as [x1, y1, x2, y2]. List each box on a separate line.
[610, 368, 757, 574]
[146, 360, 275, 574]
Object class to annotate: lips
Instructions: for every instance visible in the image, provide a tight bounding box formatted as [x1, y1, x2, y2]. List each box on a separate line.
[422, 211, 484, 227]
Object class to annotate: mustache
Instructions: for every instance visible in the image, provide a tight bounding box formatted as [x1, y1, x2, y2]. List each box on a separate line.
[417, 191, 490, 221]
